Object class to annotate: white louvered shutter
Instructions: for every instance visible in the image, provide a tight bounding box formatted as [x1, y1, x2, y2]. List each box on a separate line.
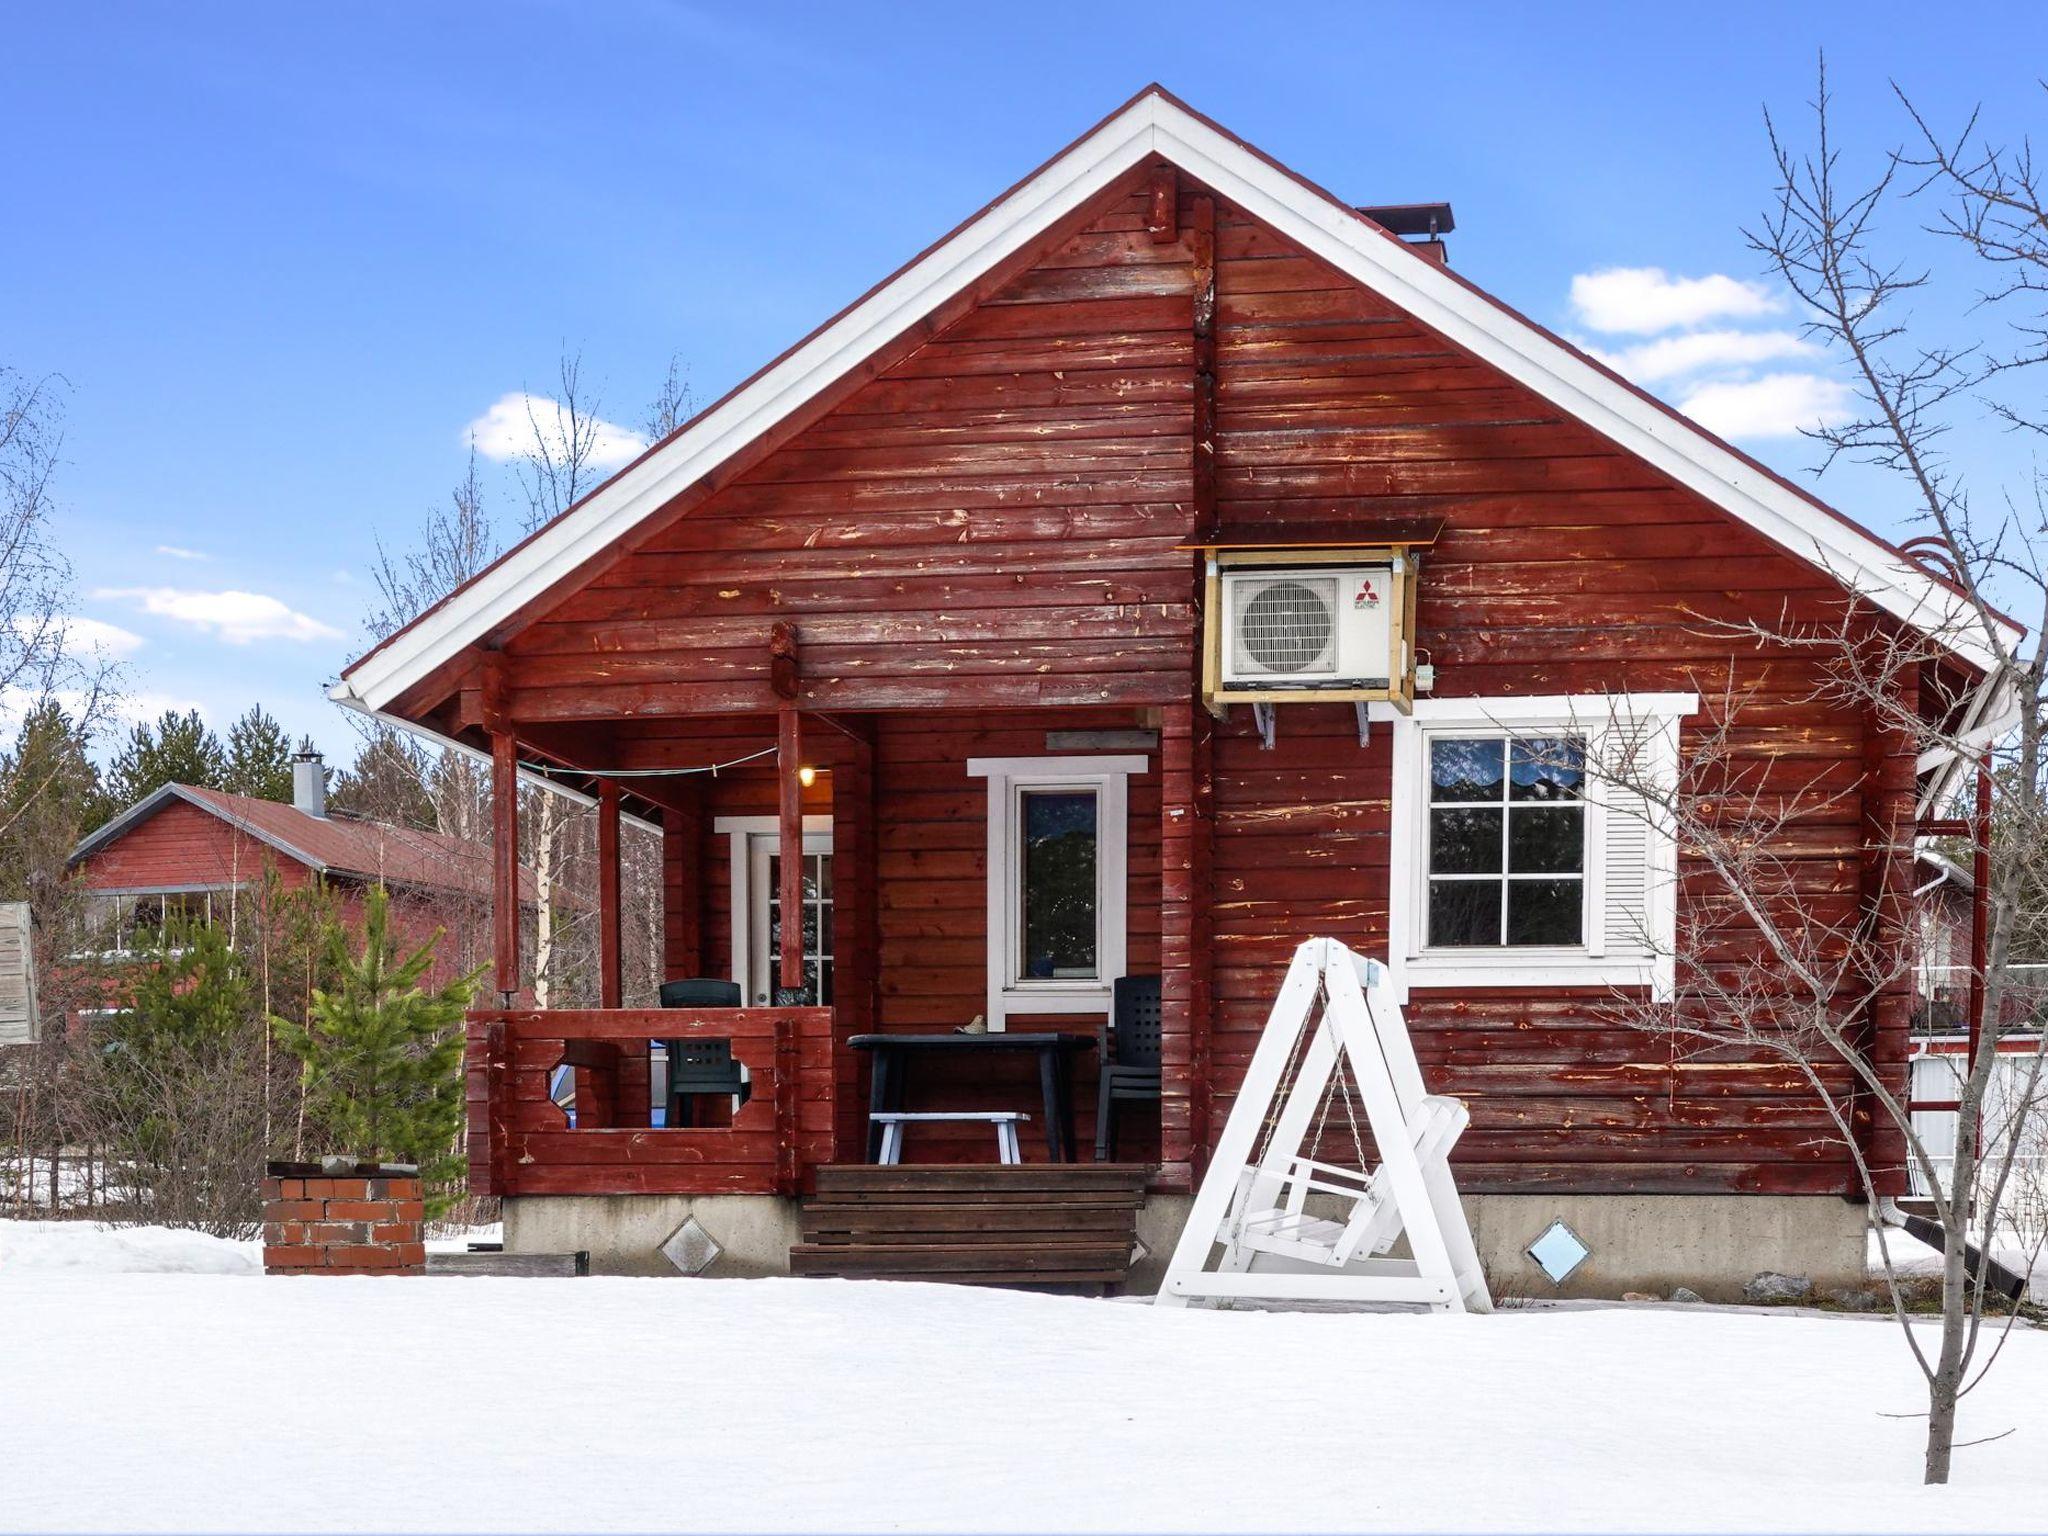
[1588, 716, 1677, 966]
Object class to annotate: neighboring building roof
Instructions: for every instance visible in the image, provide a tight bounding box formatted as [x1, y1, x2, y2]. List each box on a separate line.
[335, 86, 2022, 723]
[68, 783, 534, 902]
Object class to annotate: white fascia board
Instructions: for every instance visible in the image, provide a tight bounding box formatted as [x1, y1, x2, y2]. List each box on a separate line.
[341, 91, 2014, 715]
[339, 110, 1163, 714]
[1146, 107, 2020, 673]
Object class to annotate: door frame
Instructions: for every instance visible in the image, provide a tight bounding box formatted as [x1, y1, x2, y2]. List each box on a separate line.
[715, 814, 834, 1004]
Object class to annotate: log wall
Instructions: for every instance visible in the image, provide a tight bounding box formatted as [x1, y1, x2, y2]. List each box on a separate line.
[475, 160, 1921, 1197]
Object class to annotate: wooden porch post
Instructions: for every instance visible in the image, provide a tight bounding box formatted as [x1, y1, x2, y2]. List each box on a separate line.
[489, 726, 521, 1004]
[778, 704, 805, 1000]
[597, 779, 623, 1009]
[1159, 700, 1212, 1187]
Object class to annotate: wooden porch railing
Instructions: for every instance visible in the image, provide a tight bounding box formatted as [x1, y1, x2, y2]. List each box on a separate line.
[465, 1007, 836, 1198]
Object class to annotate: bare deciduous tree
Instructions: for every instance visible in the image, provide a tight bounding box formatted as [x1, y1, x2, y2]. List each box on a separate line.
[1594, 60, 2048, 1486]
[0, 368, 121, 837]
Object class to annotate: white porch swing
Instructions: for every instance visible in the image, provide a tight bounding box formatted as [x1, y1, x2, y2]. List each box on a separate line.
[1157, 937, 1492, 1311]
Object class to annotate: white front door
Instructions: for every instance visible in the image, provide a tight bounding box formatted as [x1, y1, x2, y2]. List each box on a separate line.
[744, 832, 834, 1006]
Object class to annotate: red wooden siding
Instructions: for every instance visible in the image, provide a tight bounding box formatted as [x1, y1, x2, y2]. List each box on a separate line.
[464, 160, 1919, 1197]
[71, 798, 486, 993]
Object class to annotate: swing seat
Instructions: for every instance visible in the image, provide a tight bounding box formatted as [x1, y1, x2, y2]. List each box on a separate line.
[1234, 1095, 1468, 1269]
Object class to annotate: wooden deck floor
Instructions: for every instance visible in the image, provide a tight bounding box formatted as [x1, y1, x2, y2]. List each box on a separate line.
[790, 1164, 1152, 1288]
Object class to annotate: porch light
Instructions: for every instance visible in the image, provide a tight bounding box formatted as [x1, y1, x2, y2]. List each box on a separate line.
[797, 764, 818, 789]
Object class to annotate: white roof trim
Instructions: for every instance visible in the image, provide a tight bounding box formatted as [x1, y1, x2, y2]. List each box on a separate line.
[335, 92, 2017, 714]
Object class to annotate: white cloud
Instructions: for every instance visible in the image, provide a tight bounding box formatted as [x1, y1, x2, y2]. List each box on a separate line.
[0, 685, 202, 743]
[61, 616, 146, 658]
[154, 544, 211, 562]
[1584, 328, 1818, 385]
[1570, 267, 1784, 335]
[465, 391, 646, 473]
[1677, 373, 1856, 440]
[10, 615, 145, 659]
[93, 587, 345, 645]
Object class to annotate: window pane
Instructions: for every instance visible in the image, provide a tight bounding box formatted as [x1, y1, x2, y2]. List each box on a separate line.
[1429, 880, 1500, 947]
[1021, 790, 1098, 979]
[1508, 880, 1583, 945]
[1430, 738, 1505, 802]
[1508, 806, 1584, 873]
[1509, 737, 1584, 801]
[1430, 808, 1503, 874]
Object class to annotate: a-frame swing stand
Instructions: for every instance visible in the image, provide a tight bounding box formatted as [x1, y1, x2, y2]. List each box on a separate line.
[1157, 938, 1492, 1312]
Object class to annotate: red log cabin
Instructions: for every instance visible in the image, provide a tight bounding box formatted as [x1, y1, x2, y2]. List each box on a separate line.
[66, 752, 522, 1003]
[331, 88, 2015, 1295]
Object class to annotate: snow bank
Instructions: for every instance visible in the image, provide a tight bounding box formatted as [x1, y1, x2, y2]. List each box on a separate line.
[0, 1270, 2042, 1533]
[0, 1220, 260, 1275]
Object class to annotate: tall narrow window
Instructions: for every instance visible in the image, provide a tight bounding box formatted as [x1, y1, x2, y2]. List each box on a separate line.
[1425, 735, 1585, 948]
[968, 754, 1141, 1029]
[1019, 789, 1098, 980]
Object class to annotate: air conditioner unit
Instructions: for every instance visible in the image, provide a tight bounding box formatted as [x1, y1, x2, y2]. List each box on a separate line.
[1220, 565, 1394, 690]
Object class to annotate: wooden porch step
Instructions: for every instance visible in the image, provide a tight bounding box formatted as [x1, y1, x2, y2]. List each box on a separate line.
[793, 1163, 1153, 1289]
[790, 1240, 1132, 1282]
[812, 1164, 1152, 1196]
[802, 1202, 1138, 1239]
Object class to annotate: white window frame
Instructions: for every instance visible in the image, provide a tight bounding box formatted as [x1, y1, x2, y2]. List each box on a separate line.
[967, 755, 1144, 1031]
[713, 815, 833, 1003]
[1383, 695, 1694, 1000]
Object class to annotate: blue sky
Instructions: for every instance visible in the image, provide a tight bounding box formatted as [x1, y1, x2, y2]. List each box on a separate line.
[5, 2, 2044, 761]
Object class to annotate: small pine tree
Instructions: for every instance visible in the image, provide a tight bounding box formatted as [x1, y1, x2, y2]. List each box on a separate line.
[275, 886, 479, 1212]
[221, 706, 295, 801]
[89, 920, 270, 1236]
[104, 708, 225, 809]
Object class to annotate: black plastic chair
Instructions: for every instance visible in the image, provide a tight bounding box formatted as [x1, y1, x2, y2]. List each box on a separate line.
[1095, 974, 1163, 1160]
[658, 978, 747, 1126]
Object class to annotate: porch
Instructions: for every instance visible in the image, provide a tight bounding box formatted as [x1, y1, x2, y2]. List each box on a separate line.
[464, 698, 1215, 1204]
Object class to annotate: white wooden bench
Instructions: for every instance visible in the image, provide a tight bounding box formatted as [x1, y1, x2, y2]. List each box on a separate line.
[870, 1111, 1029, 1165]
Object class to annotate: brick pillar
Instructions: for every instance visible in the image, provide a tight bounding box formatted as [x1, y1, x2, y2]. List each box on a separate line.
[262, 1160, 426, 1275]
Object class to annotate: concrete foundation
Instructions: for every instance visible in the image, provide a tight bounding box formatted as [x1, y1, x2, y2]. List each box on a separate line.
[504, 1194, 801, 1278]
[507, 1188, 1868, 1298]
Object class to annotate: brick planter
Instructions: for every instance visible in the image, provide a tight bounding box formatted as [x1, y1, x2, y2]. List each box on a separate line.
[263, 1160, 425, 1275]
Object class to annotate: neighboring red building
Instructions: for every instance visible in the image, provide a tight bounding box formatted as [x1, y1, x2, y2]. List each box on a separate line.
[66, 752, 510, 997]
[328, 88, 2017, 1292]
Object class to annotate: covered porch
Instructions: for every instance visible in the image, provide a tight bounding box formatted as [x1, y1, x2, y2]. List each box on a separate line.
[465, 684, 1214, 1204]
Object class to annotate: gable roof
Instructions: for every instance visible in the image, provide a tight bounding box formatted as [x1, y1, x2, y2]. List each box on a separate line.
[69, 783, 533, 901]
[335, 86, 2020, 715]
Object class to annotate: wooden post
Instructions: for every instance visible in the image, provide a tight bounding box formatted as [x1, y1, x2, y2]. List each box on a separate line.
[778, 705, 805, 999]
[1189, 193, 1218, 546]
[774, 1014, 801, 1195]
[489, 727, 521, 1004]
[1158, 699, 1212, 1188]
[597, 780, 623, 1010]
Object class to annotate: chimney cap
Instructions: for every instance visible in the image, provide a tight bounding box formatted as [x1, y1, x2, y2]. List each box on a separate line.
[1357, 201, 1455, 239]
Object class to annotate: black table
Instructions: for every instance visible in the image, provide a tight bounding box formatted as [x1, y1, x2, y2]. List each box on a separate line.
[849, 1032, 1098, 1163]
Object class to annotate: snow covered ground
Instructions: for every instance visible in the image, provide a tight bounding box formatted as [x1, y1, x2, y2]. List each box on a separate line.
[1, 1225, 2044, 1533]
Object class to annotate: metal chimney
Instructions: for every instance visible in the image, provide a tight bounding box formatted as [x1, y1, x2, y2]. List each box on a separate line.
[292, 750, 328, 819]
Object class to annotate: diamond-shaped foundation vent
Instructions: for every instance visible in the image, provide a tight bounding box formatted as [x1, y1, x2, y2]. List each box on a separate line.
[1526, 1220, 1591, 1285]
[661, 1216, 722, 1276]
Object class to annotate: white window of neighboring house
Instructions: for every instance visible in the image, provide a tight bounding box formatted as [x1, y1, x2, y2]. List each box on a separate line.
[71, 888, 230, 958]
[1386, 695, 1696, 998]
[967, 755, 1144, 1030]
